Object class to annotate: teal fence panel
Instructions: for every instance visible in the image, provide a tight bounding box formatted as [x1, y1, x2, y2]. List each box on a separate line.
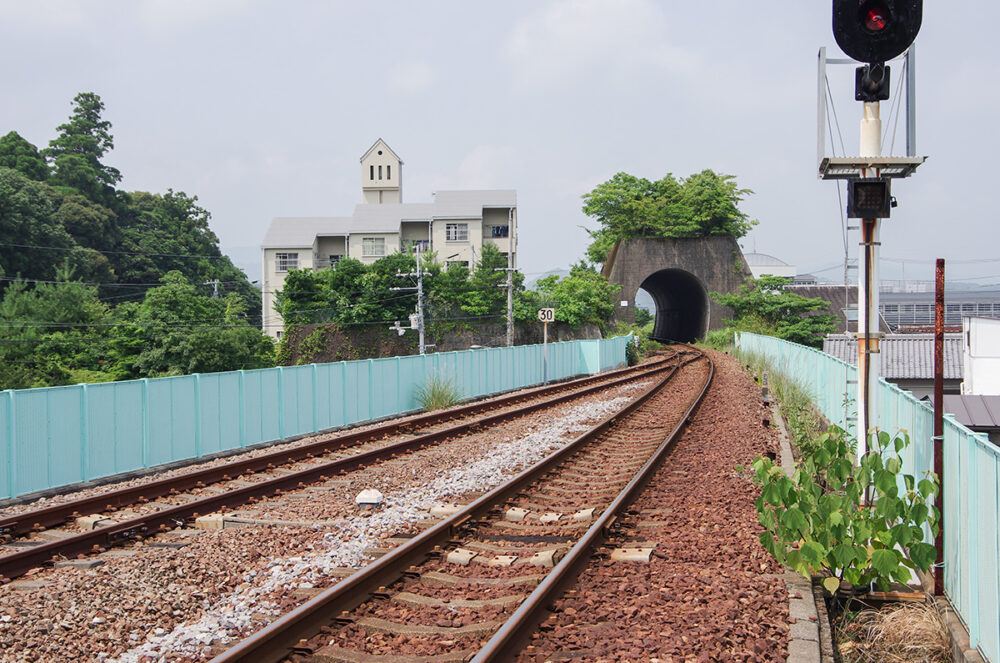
[0, 336, 629, 502]
[736, 332, 1000, 663]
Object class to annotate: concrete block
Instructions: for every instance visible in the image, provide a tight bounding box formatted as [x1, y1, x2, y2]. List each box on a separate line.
[445, 548, 478, 566]
[193, 513, 226, 530]
[504, 507, 529, 522]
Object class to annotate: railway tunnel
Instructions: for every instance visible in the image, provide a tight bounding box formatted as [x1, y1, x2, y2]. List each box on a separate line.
[639, 268, 709, 343]
[602, 236, 754, 342]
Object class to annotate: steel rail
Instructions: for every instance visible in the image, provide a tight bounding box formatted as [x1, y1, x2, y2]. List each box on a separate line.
[0, 356, 669, 541]
[208, 350, 701, 663]
[472, 349, 714, 661]
[0, 357, 674, 583]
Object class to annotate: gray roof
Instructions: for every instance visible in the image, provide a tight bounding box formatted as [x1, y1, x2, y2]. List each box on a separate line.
[941, 395, 1000, 430]
[823, 333, 963, 380]
[262, 217, 354, 248]
[264, 190, 516, 250]
[744, 252, 790, 267]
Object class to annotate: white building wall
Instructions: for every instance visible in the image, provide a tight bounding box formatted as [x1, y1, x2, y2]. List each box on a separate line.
[262, 246, 315, 339]
[432, 218, 481, 266]
[962, 316, 1000, 394]
[347, 232, 400, 264]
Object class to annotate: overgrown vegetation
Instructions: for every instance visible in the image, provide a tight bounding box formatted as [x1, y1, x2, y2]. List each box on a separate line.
[737, 349, 947, 663]
[581, 170, 757, 265]
[275, 255, 622, 361]
[753, 427, 939, 593]
[710, 275, 838, 349]
[0, 93, 269, 388]
[414, 374, 462, 411]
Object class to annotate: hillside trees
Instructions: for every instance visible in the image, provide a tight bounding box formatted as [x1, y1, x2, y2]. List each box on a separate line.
[583, 170, 756, 264]
[0, 92, 269, 388]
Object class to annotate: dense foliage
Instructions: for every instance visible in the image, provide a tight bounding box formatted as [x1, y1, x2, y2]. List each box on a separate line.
[0, 93, 269, 388]
[582, 170, 756, 264]
[273, 250, 621, 359]
[710, 275, 838, 348]
[753, 426, 939, 593]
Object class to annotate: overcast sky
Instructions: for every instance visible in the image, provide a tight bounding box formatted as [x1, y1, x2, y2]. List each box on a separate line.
[1, 1, 997, 289]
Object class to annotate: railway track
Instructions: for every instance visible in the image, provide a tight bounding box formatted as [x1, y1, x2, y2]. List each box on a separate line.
[0, 354, 675, 584]
[207, 346, 712, 663]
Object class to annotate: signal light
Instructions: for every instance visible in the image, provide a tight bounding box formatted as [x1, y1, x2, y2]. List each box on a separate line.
[847, 178, 891, 218]
[833, 0, 922, 65]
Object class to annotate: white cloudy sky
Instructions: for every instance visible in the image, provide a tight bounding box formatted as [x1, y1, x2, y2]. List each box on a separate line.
[1, 1, 996, 287]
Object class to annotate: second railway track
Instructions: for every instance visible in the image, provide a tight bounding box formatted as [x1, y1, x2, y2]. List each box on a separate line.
[0, 355, 675, 583]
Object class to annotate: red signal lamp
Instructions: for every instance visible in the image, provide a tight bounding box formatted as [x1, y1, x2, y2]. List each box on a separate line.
[863, 4, 889, 32]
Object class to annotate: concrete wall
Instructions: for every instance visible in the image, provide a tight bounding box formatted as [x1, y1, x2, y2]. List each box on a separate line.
[603, 236, 753, 341]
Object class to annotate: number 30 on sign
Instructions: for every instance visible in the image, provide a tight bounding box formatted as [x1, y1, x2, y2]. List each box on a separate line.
[537, 308, 555, 323]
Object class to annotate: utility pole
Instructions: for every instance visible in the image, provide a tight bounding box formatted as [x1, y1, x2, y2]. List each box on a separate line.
[205, 279, 220, 298]
[391, 245, 428, 354]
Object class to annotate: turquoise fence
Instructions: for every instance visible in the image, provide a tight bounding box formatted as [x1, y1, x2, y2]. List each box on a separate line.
[0, 335, 631, 502]
[736, 332, 999, 663]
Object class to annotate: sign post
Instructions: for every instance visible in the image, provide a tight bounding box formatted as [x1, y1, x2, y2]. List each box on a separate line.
[538, 308, 555, 384]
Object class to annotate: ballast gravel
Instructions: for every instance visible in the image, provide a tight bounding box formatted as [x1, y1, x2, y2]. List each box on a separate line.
[0, 379, 648, 663]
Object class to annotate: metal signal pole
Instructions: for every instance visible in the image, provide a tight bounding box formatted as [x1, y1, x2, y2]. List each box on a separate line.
[856, 101, 882, 459]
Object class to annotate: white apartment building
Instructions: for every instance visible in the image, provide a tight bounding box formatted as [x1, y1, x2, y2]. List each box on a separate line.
[261, 139, 518, 338]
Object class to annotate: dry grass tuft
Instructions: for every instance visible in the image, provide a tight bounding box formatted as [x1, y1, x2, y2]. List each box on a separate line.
[839, 602, 950, 663]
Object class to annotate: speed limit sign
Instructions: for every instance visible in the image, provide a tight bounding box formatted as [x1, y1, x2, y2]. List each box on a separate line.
[537, 308, 555, 323]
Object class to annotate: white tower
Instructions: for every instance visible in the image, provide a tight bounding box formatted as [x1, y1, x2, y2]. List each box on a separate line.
[360, 139, 402, 204]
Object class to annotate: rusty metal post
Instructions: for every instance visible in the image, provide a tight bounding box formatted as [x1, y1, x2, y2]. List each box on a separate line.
[933, 258, 945, 596]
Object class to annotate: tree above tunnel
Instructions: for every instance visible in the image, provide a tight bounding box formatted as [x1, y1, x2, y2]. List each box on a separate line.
[582, 170, 756, 264]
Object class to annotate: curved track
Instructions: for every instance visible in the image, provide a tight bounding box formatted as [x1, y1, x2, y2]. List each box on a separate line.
[207, 346, 712, 663]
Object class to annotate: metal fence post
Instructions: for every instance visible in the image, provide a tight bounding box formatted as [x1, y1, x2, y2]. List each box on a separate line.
[141, 379, 149, 469]
[79, 384, 88, 482]
[193, 374, 202, 458]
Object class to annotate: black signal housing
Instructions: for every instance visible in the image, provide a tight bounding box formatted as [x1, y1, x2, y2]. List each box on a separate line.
[833, 0, 922, 64]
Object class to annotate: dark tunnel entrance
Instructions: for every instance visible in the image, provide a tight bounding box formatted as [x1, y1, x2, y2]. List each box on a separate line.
[638, 269, 709, 343]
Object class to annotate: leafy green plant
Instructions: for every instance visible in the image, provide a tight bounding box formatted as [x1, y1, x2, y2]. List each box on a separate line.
[753, 426, 939, 594]
[415, 374, 462, 411]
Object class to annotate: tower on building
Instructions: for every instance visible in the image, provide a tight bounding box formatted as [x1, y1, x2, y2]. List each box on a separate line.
[360, 138, 402, 204]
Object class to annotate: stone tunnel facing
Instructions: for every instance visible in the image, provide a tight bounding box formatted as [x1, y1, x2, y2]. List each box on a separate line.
[638, 269, 709, 343]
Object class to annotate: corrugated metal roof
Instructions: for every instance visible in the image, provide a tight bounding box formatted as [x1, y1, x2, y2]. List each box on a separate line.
[823, 333, 963, 380]
[262, 217, 354, 248]
[787, 285, 891, 334]
[941, 395, 1000, 430]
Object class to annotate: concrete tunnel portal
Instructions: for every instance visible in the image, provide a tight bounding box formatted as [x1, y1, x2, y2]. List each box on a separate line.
[639, 268, 710, 343]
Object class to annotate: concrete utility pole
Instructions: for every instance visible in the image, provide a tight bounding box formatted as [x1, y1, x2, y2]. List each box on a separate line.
[391, 245, 428, 355]
[205, 279, 220, 298]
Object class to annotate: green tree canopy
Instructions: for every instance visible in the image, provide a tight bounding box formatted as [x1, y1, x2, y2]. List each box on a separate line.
[582, 169, 756, 263]
[711, 275, 838, 348]
[43, 92, 122, 205]
[0, 131, 49, 181]
[519, 262, 620, 329]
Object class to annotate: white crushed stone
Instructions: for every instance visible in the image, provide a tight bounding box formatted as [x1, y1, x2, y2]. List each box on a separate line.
[110, 388, 643, 662]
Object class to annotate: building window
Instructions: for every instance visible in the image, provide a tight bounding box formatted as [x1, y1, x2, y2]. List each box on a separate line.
[446, 260, 469, 269]
[387, 165, 391, 179]
[446, 223, 469, 242]
[370, 165, 374, 180]
[490, 225, 509, 238]
[378, 165, 383, 180]
[274, 252, 299, 272]
[362, 237, 386, 257]
[328, 254, 343, 266]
